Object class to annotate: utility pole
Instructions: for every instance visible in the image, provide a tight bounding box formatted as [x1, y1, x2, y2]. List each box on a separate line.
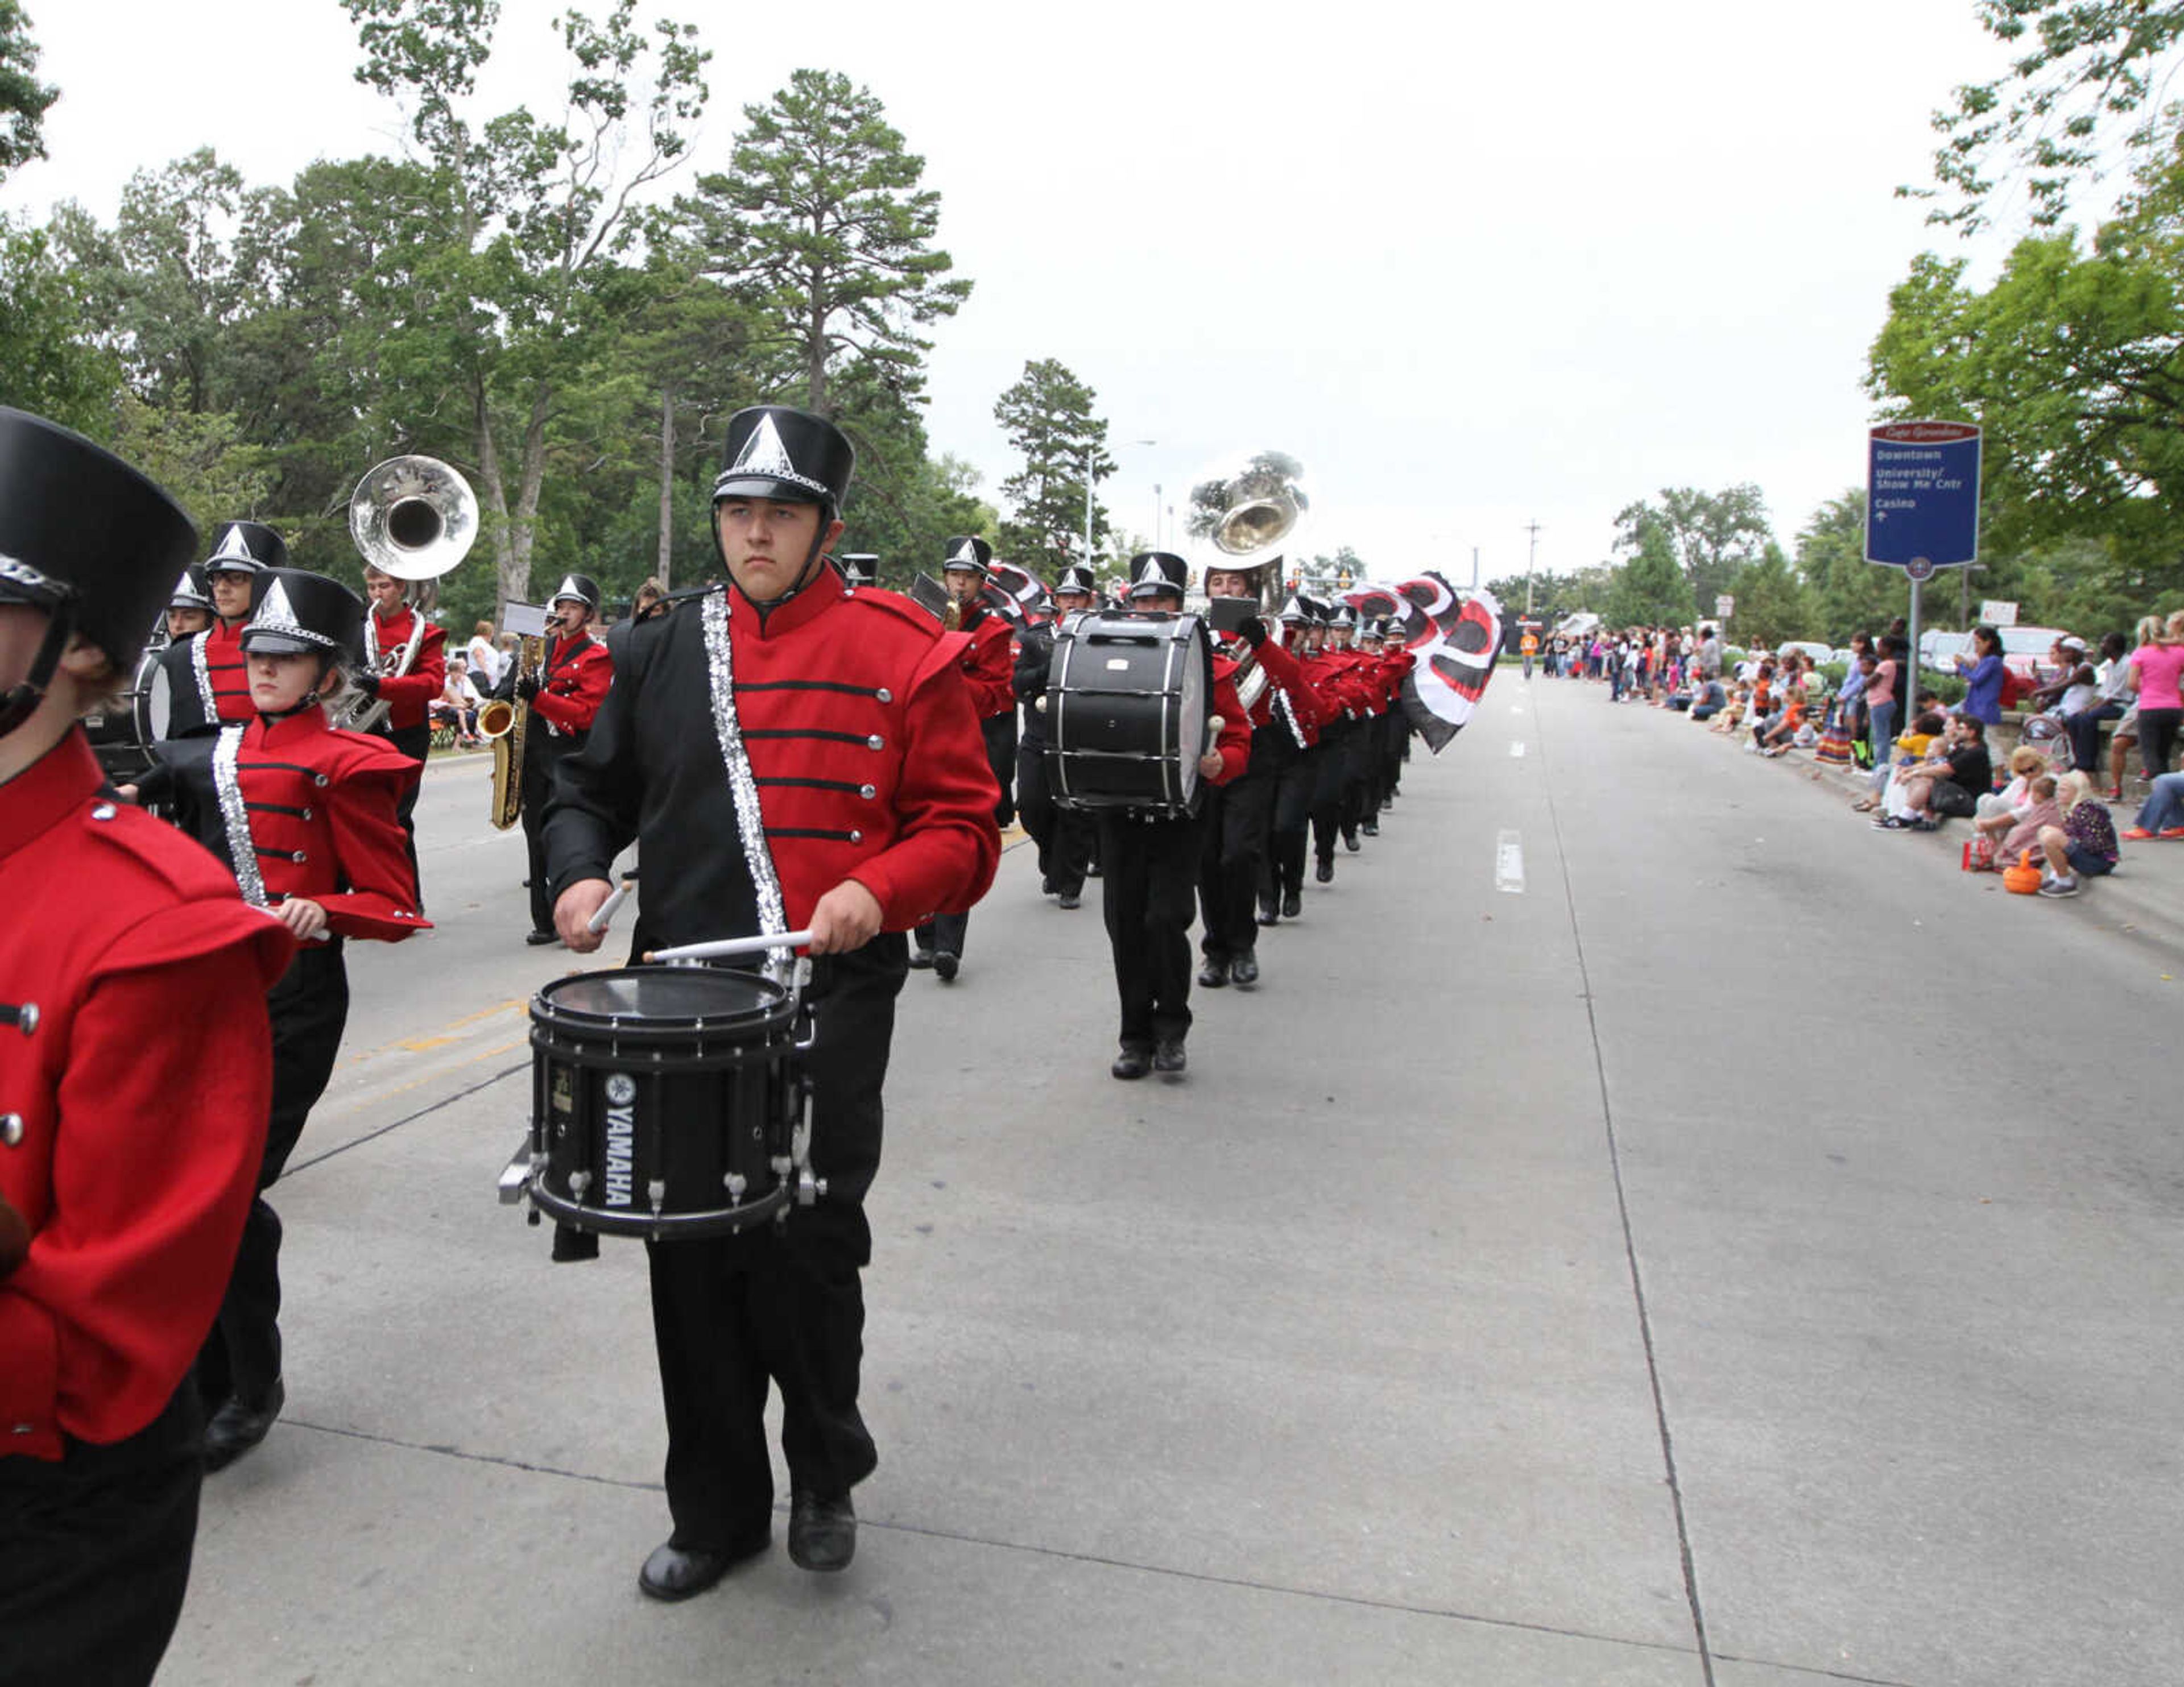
[1524, 519, 1542, 617]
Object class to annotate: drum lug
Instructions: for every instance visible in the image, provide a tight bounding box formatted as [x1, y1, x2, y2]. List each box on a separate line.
[569, 1170, 592, 1200]
[648, 1178, 667, 1215]
[723, 1171, 747, 1204]
[798, 1166, 827, 1206]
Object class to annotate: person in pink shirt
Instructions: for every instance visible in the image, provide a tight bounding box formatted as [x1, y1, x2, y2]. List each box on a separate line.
[2126, 611, 2184, 783]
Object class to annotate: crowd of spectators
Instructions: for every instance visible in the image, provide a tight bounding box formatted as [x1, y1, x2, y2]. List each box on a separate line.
[1628, 608, 2184, 900]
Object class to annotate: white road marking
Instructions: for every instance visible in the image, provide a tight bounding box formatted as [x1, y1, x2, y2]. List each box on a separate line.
[1496, 829, 1525, 893]
[1510, 740, 1526, 757]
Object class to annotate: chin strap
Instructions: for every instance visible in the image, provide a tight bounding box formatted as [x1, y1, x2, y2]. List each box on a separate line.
[0, 596, 81, 741]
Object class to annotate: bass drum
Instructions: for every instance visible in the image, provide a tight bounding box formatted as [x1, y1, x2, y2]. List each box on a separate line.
[82, 648, 173, 782]
[1045, 610, 1213, 816]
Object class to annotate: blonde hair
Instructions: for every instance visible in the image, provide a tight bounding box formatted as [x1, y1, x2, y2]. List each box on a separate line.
[2136, 614, 2166, 647]
[2168, 610, 2184, 641]
[2008, 745, 2046, 777]
[2057, 769, 2095, 813]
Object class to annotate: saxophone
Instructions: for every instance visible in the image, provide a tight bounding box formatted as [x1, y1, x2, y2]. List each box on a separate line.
[481, 635, 542, 831]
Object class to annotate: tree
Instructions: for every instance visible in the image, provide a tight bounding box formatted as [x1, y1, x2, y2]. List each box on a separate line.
[1912, 0, 2184, 233]
[1798, 490, 1909, 640]
[993, 358, 1112, 566]
[0, 218, 119, 434]
[1604, 521, 1693, 627]
[106, 396, 275, 540]
[339, 0, 712, 607]
[0, 0, 56, 183]
[1614, 485, 1774, 611]
[688, 68, 969, 413]
[1868, 136, 2184, 616]
[1724, 540, 1817, 650]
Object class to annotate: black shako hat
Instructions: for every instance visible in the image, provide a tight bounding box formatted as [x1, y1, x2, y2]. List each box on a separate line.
[1126, 551, 1189, 600]
[204, 519, 288, 575]
[713, 406, 855, 510]
[941, 535, 992, 575]
[242, 567, 366, 663]
[838, 553, 879, 588]
[1276, 594, 1309, 624]
[0, 407, 198, 673]
[548, 573, 602, 612]
[1054, 563, 1098, 597]
[168, 565, 214, 611]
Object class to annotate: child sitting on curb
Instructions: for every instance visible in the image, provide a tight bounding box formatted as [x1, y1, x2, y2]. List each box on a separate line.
[2034, 770, 2120, 898]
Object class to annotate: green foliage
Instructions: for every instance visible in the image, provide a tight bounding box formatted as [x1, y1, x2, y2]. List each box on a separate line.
[107, 396, 275, 539]
[1796, 488, 1906, 641]
[1614, 484, 1773, 612]
[1604, 520, 1693, 627]
[689, 68, 968, 413]
[993, 358, 1112, 569]
[0, 0, 56, 182]
[1868, 137, 2184, 622]
[1723, 539, 1818, 652]
[1913, 0, 2184, 232]
[0, 217, 120, 435]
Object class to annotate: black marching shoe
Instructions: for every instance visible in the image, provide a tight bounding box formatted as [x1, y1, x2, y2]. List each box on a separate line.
[1314, 859, 1334, 884]
[1342, 828, 1360, 853]
[1282, 889, 1302, 918]
[204, 1378, 285, 1473]
[524, 928, 559, 947]
[1197, 956, 1230, 989]
[1057, 890, 1082, 910]
[1256, 899, 1280, 927]
[906, 947, 934, 969]
[788, 1490, 857, 1573]
[1111, 1045, 1151, 1080]
[933, 951, 960, 983]
[1152, 1038, 1188, 1074]
[1229, 952, 1259, 988]
[639, 1531, 770, 1602]
[1361, 820, 1379, 837]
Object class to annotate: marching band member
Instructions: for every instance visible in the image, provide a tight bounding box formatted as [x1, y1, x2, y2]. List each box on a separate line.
[1353, 619, 1388, 838]
[355, 562, 448, 890]
[136, 568, 430, 1470]
[0, 409, 294, 1685]
[544, 405, 999, 1599]
[909, 536, 1014, 982]
[1377, 619, 1415, 808]
[1097, 553, 1250, 1079]
[1259, 596, 1331, 924]
[1014, 562, 1098, 910]
[1196, 557, 1289, 988]
[159, 521, 284, 738]
[497, 575, 612, 946]
[163, 566, 213, 647]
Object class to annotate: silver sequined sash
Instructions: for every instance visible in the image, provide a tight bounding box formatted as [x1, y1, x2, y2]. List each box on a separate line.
[211, 724, 268, 907]
[700, 590, 791, 967]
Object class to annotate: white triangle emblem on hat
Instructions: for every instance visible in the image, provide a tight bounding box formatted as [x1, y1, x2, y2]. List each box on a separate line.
[173, 570, 196, 597]
[553, 575, 584, 604]
[255, 578, 301, 634]
[1137, 557, 1162, 586]
[210, 525, 258, 567]
[948, 540, 982, 569]
[730, 413, 799, 481]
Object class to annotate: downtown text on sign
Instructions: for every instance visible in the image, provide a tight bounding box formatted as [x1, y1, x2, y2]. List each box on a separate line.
[1865, 421, 1982, 571]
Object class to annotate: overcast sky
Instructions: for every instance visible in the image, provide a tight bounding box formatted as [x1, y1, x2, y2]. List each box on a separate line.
[3, 0, 2026, 586]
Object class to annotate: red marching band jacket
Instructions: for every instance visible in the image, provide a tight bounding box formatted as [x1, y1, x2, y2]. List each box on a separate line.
[955, 607, 1016, 722]
[1205, 654, 1254, 784]
[1, 733, 296, 1460]
[189, 619, 256, 726]
[221, 711, 431, 939]
[363, 601, 449, 733]
[739, 583, 1002, 927]
[531, 632, 613, 738]
[1250, 635, 1337, 747]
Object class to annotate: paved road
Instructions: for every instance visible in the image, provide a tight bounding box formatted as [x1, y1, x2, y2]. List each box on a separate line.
[160, 681, 2180, 1686]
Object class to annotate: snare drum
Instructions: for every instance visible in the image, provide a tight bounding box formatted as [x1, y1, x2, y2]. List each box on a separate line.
[82, 649, 173, 782]
[522, 966, 806, 1240]
[1046, 611, 1213, 815]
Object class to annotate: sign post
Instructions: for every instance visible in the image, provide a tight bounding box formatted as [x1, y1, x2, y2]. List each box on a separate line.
[1866, 421, 1982, 700]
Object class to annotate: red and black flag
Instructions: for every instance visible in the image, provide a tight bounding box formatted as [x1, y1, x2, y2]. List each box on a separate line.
[1346, 574, 1502, 753]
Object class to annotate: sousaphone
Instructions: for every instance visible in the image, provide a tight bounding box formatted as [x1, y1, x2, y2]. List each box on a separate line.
[1187, 449, 1312, 710]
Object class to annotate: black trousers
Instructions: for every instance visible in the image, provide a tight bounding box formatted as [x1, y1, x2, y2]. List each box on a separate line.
[1344, 723, 1378, 830]
[0, 1388, 204, 1687]
[1310, 726, 1352, 864]
[197, 940, 348, 1410]
[1016, 740, 1091, 897]
[1198, 772, 1273, 961]
[645, 937, 904, 1551]
[520, 737, 575, 933]
[1096, 809, 1202, 1048]
[1267, 753, 1317, 901]
[913, 909, 967, 958]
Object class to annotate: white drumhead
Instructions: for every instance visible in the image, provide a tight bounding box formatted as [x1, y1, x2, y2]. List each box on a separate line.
[138, 649, 172, 739]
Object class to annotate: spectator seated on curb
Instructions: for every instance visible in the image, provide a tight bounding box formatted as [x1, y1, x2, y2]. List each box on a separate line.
[1851, 709, 1949, 811]
[1710, 682, 1751, 734]
[1687, 674, 1727, 720]
[2121, 770, 2184, 840]
[1874, 714, 1991, 832]
[2036, 770, 2120, 897]
[1755, 689, 1806, 757]
[1994, 774, 2061, 861]
[1976, 745, 2050, 823]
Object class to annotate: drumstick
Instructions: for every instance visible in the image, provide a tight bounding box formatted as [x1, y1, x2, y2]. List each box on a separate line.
[644, 928, 816, 964]
[586, 873, 638, 935]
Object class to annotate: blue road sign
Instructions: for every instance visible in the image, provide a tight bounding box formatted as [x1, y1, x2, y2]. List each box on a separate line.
[1866, 422, 1981, 569]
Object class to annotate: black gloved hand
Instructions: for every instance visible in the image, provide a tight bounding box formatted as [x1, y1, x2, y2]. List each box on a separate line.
[352, 672, 381, 698]
[1239, 616, 1268, 650]
[516, 673, 541, 702]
